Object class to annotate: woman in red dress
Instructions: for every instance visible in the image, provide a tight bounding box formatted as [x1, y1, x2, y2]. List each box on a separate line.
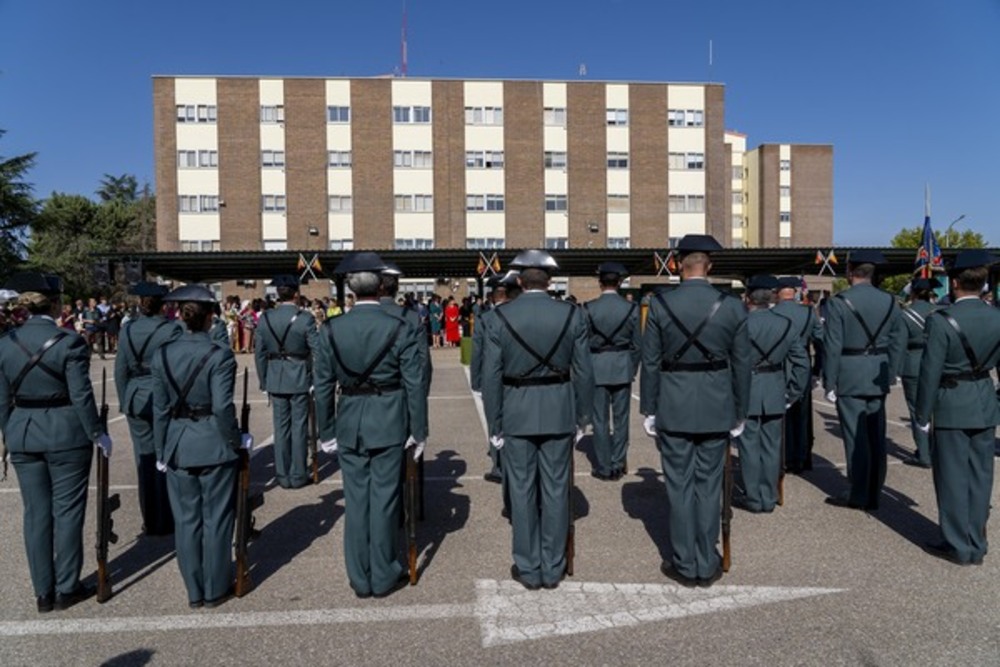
[444, 297, 461, 346]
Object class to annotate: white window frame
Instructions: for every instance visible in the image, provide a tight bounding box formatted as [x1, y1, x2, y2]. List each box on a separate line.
[544, 151, 567, 169]
[545, 194, 568, 212]
[606, 108, 629, 126]
[327, 106, 350, 123]
[262, 195, 287, 212]
[607, 151, 629, 169]
[328, 150, 352, 168]
[329, 195, 353, 212]
[607, 194, 630, 213]
[261, 150, 285, 168]
[543, 107, 566, 126]
[260, 105, 285, 123]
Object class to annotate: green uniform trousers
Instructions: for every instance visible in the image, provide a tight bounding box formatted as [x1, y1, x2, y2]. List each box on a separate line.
[835, 395, 887, 508]
[591, 383, 631, 476]
[657, 431, 726, 580]
[504, 434, 571, 587]
[931, 427, 995, 563]
[11, 447, 92, 597]
[784, 389, 814, 470]
[738, 415, 783, 511]
[166, 460, 238, 604]
[271, 392, 310, 488]
[339, 444, 405, 596]
[126, 415, 174, 535]
[902, 376, 932, 465]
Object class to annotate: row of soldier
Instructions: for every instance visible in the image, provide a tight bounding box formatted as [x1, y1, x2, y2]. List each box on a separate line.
[1, 234, 997, 612]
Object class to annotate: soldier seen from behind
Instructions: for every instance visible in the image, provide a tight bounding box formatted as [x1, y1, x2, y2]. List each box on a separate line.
[899, 276, 940, 469]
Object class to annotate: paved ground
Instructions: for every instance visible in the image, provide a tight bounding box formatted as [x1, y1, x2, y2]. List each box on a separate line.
[1, 347, 998, 666]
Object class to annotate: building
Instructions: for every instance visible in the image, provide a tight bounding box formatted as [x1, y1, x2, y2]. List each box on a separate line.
[154, 76, 832, 297]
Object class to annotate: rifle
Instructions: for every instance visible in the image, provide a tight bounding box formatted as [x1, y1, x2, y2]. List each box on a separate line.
[778, 413, 786, 507]
[721, 439, 733, 573]
[566, 442, 576, 577]
[95, 367, 120, 603]
[308, 389, 319, 485]
[404, 450, 418, 585]
[234, 368, 263, 598]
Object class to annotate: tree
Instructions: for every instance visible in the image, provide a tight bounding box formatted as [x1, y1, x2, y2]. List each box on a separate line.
[96, 173, 138, 204]
[880, 224, 987, 296]
[0, 130, 38, 282]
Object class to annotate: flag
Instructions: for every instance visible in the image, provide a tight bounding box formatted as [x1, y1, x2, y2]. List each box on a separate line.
[477, 256, 486, 275]
[296, 256, 306, 272]
[914, 215, 942, 278]
[814, 250, 824, 264]
[311, 256, 323, 275]
[491, 255, 501, 273]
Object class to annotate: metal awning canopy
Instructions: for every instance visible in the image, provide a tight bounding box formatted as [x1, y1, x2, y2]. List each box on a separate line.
[97, 247, 987, 284]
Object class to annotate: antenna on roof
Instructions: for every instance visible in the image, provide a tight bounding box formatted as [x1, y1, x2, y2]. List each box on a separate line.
[708, 39, 714, 80]
[578, 63, 587, 77]
[399, 0, 408, 77]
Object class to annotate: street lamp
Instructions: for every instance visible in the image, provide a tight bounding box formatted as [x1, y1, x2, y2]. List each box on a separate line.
[944, 214, 966, 248]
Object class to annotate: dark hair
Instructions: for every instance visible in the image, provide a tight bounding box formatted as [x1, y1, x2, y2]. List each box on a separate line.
[747, 288, 774, 307]
[276, 285, 296, 302]
[520, 268, 549, 291]
[380, 273, 400, 297]
[180, 301, 212, 332]
[599, 273, 622, 288]
[849, 263, 875, 280]
[139, 296, 163, 317]
[951, 266, 988, 293]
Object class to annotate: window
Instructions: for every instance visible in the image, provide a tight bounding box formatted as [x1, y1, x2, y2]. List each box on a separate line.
[606, 108, 628, 126]
[199, 195, 219, 212]
[544, 151, 567, 169]
[177, 104, 217, 123]
[394, 106, 431, 124]
[327, 150, 352, 168]
[686, 153, 704, 170]
[667, 109, 703, 127]
[262, 195, 287, 212]
[465, 150, 504, 169]
[779, 185, 791, 197]
[668, 152, 703, 170]
[545, 237, 569, 250]
[731, 215, 744, 230]
[545, 194, 568, 212]
[198, 150, 218, 168]
[261, 150, 285, 168]
[466, 194, 504, 211]
[180, 240, 220, 252]
[329, 238, 354, 251]
[607, 194, 630, 213]
[731, 166, 743, 180]
[668, 195, 705, 213]
[544, 107, 566, 126]
[465, 237, 505, 249]
[178, 195, 198, 212]
[607, 152, 629, 169]
[178, 151, 197, 168]
[413, 150, 433, 168]
[260, 105, 284, 123]
[394, 150, 433, 168]
[731, 192, 743, 205]
[607, 237, 630, 249]
[329, 195, 353, 212]
[779, 237, 792, 248]
[464, 106, 503, 125]
[327, 106, 350, 123]
[177, 195, 219, 215]
[395, 194, 433, 212]
[779, 211, 791, 223]
[394, 238, 435, 250]
[263, 240, 287, 251]
[780, 159, 791, 171]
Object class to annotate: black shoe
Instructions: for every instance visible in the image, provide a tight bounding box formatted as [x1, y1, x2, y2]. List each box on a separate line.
[732, 496, 764, 513]
[373, 572, 410, 598]
[204, 588, 234, 608]
[610, 469, 624, 481]
[37, 593, 54, 614]
[188, 600, 204, 610]
[54, 583, 95, 611]
[824, 495, 864, 510]
[922, 541, 975, 566]
[697, 567, 724, 588]
[511, 565, 541, 591]
[484, 471, 502, 484]
[542, 571, 567, 590]
[501, 506, 511, 521]
[659, 562, 698, 588]
[591, 470, 614, 481]
[902, 456, 931, 469]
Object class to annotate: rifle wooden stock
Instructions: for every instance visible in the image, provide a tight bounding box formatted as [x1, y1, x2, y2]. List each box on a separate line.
[405, 451, 418, 585]
[234, 368, 259, 598]
[95, 368, 118, 603]
[778, 413, 786, 507]
[308, 392, 319, 485]
[566, 442, 575, 577]
[721, 440, 733, 573]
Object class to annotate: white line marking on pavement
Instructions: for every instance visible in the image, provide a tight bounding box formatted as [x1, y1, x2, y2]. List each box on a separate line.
[464, 366, 490, 441]
[0, 579, 844, 645]
[429, 395, 474, 400]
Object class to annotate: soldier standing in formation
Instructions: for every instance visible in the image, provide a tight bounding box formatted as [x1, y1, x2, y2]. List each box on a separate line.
[583, 262, 641, 481]
[734, 274, 809, 514]
[773, 276, 823, 473]
[114, 281, 183, 535]
[899, 277, 940, 469]
[0, 272, 112, 612]
[822, 250, 907, 511]
[314, 252, 428, 598]
[481, 250, 593, 590]
[253, 274, 319, 489]
[379, 262, 432, 393]
[151, 285, 252, 608]
[640, 235, 750, 587]
[916, 250, 1000, 565]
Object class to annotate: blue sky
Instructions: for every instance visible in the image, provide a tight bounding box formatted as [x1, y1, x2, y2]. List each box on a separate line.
[1, 0, 997, 246]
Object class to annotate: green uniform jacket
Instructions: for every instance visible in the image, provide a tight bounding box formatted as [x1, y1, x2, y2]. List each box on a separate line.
[481, 292, 594, 437]
[210, 316, 229, 348]
[469, 307, 495, 393]
[0, 317, 103, 451]
[900, 300, 936, 379]
[915, 298, 1000, 429]
[114, 315, 184, 418]
[151, 331, 241, 467]
[640, 280, 751, 433]
[314, 303, 428, 448]
[583, 292, 641, 386]
[746, 310, 809, 417]
[380, 297, 433, 394]
[823, 283, 907, 397]
[254, 304, 319, 394]
[772, 300, 822, 381]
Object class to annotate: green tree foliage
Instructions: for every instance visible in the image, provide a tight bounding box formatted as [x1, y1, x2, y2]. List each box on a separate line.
[880, 224, 987, 296]
[0, 130, 38, 281]
[96, 173, 139, 204]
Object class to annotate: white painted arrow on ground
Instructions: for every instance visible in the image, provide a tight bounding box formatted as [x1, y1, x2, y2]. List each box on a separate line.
[0, 580, 842, 647]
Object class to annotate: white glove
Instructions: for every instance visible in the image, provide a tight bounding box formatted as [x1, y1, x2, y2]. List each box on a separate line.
[155, 460, 168, 473]
[472, 390, 482, 398]
[891, 376, 901, 388]
[729, 421, 745, 438]
[95, 434, 112, 459]
[320, 438, 338, 454]
[490, 435, 505, 450]
[785, 402, 793, 410]
[240, 433, 254, 450]
[917, 422, 931, 434]
[643, 415, 657, 438]
[575, 427, 586, 445]
[405, 436, 426, 461]
[825, 390, 837, 403]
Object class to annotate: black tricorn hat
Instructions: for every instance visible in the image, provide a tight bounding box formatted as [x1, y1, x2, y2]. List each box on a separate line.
[676, 234, 723, 254]
[847, 249, 887, 266]
[747, 274, 779, 291]
[269, 274, 300, 289]
[166, 284, 216, 303]
[597, 261, 629, 277]
[4, 271, 57, 295]
[510, 249, 559, 272]
[334, 251, 389, 275]
[776, 276, 801, 290]
[949, 249, 999, 272]
[129, 281, 170, 297]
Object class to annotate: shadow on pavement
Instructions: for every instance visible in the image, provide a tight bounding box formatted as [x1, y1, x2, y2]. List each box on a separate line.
[621, 467, 671, 564]
[100, 649, 156, 667]
[98, 531, 176, 599]
[416, 449, 470, 580]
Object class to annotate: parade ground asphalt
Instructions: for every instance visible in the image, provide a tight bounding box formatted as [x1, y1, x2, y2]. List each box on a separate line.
[1, 347, 998, 666]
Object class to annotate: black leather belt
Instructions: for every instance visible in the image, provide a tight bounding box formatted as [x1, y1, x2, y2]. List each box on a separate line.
[13, 396, 71, 409]
[907, 343, 925, 351]
[502, 372, 571, 387]
[660, 359, 729, 373]
[753, 363, 783, 374]
[842, 346, 888, 356]
[171, 404, 213, 419]
[590, 343, 630, 354]
[133, 368, 152, 377]
[340, 383, 402, 396]
[267, 352, 309, 360]
[941, 370, 991, 388]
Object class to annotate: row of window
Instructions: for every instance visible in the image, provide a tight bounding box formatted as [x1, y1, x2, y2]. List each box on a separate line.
[178, 236, 635, 253]
[178, 103, 707, 128]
